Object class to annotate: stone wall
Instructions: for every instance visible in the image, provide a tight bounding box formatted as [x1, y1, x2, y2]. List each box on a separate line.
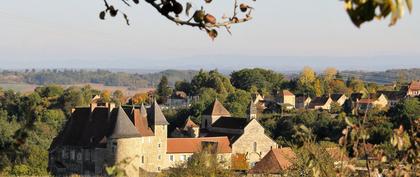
[232, 120, 278, 166]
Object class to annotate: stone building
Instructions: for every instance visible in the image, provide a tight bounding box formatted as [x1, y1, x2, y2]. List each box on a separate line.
[308, 95, 333, 110]
[276, 90, 295, 110]
[406, 80, 420, 97]
[201, 99, 278, 167]
[48, 101, 234, 176]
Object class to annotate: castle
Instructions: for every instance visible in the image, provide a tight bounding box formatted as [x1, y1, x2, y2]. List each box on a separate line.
[48, 99, 277, 176]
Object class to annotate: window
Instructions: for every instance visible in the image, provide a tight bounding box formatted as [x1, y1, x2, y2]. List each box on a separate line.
[169, 155, 174, 161]
[158, 155, 161, 160]
[253, 142, 257, 152]
[70, 150, 75, 160]
[158, 167, 161, 171]
[180, 155, 187, 161]
[61, 149, 66, 159]
[84, 150, 90, 161]
[141, 156, 144, 164]
[77, 152, 82, 161]
[158, 143, 161, 148]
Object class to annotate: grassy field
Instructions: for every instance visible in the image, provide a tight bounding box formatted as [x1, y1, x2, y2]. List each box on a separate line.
[0, 83, 153, 96]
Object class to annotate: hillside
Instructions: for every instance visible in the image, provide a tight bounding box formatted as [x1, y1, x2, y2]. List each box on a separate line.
[340, 68, 420, 84]
[0, 69, 198, 90]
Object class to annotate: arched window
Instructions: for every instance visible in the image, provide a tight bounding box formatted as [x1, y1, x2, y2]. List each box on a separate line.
[253, 142, 257, 152]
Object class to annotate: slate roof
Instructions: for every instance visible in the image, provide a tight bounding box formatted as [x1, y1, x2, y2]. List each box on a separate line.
[330, 94, 345, 102]
[308, 96, 330, 108]
[350, 93, 363, 101]
[167, 137, 232, 153]
[211, 117, 251, 129]
[50, 102, 168, 150]
[377, 90, 405, 100]
[203, 99, 231, 116]
[110, 106, 141, 139]
[148, 100, 169, 125]
[249, 148, 296, 174]
[204, 131, 243, 144]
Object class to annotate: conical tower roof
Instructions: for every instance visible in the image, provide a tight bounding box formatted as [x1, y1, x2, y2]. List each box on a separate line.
[148, 100, 169, 125]
[110, 106, 141, 139]
[203, 99, 231, 116]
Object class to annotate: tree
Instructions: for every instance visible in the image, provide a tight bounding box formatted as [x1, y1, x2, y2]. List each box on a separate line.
[225, 89, 251, 117]
[157, 76, 173, 104]
[112, 90, 126, 105]
[230, 68, 284, 95]
[297, 67, 317, 96]
[98, 0, 413, 40]
[313, 78, 324, 97]
[323, 67, 337, 82]
[174, 80, 193, 95]
[100, 90, 112, 103]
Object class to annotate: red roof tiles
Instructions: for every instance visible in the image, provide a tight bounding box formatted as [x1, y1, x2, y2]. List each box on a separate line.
[249, 148, 296, 174]
[167, 137, 232, 154]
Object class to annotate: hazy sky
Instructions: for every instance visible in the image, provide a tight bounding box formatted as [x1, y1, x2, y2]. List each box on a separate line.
[0, 0, 419, 70]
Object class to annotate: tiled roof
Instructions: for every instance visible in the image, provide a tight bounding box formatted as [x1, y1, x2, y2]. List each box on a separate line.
[167, 137, 232, 153]
[279, 90, 294, 96]
[111, 106, 141, 139]
[358, 98, 374, 104]
[148, 100, 169, 125]
[308, 96, 330, 108]
[408, 80, 420, 91]
[249, 148, 296, 174]
[211, 117, 251, 129]
[133, 105, 154, 137]
[203, 99, 231, 116]
[183, 117, 199, 129]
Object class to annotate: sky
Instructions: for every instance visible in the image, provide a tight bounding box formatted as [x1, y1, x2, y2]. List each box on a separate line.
[0, 0, 419, 71]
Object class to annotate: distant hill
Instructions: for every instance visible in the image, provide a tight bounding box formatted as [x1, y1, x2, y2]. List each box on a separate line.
[340, 68, 420, 84]
[0, 69, 198, 90]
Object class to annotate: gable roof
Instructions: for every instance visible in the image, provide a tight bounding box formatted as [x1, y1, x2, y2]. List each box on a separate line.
[148, 100, 169, 125]
[183, 117, 199, 129]
[204, 131, 243, 144]
[167, 137, 232, 153]
[203, 99, 231, 116]
[377, 90, 405, 100]
[133, 105, 154, 137]
[279, 90, 294, 97]
[408, 80, 420, 91]
[249, 148, 296, 174]
[330, 94, 345, 102]
[350, 93, 363, 101]
[110, 106, 141, 139]
[211, 117, 251, 129]
[308, 96, 331, 108]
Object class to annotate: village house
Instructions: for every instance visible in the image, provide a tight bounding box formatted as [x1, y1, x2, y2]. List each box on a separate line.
[330, 93, 348, 106]
[406, 80, 420, 97]
[345, 93, 364, 115]
[276, 90, 295, 110]
[377, 90, 405, 107]
[308, 95, 333, 110]
[166, 91, 199, 108]
[201, 100, 278, 167]
[295, 94, 312, 109]
[251, 93, 266, 112]
[356, 93, 388, 112]
[248, 147, 295, 175]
